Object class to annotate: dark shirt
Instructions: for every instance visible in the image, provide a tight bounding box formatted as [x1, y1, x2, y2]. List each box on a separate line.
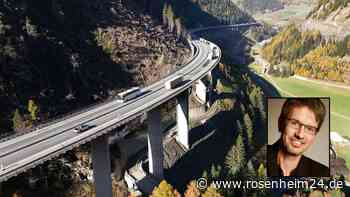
[267, 139, 329, 177]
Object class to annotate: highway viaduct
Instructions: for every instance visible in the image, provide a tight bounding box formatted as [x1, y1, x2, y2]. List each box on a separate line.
[0, 23, 260, 197]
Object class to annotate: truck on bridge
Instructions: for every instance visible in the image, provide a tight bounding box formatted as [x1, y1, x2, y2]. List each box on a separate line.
[165, 75, 183, 89]
[116, 87, 142, 103]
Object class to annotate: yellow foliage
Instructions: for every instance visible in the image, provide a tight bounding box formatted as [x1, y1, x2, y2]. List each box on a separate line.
[150, 180, 181, 197]
[184, 181, 201, 197]
[202, 185, 222, 197]
[262, 23, 349, 82]
[257, 163, 266, 178]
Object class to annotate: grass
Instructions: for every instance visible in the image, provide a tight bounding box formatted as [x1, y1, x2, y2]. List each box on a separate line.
[253, 4, 313, 27]
[263, 76, 350, 171]
[266, 76, 350, 137]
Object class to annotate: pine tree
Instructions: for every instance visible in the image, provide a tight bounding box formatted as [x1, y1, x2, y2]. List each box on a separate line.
[256, 88, 265, 121]
[166, 5, 175, 32]
[225, 133, 246, 177]
[150, 180, 181, 197]
[210, 165, 222, 179]
[243, 113, 254, 151]
[12, 109, 25, 131]
[162, 3, 168, 26]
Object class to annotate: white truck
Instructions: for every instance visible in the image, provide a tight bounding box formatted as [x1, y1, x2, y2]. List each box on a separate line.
[116, 87, 142, 102]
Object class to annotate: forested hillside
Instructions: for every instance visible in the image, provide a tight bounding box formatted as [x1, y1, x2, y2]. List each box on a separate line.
[1, 0, 266, 196]
[261, 1, 350, 83]
[232, 0, 283, 14]
[136, 0, 254, 28]
[0, 0, 190, 135]
[0, 0, 257, 136]
[308, 0, 350, 19]
[262, 24, 350, 82]
[301, 0, 350, 40]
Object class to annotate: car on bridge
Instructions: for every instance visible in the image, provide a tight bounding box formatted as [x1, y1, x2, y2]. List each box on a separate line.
[74, 124, 95, 133]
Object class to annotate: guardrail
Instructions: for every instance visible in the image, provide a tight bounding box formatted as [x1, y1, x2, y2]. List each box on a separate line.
[0, 22, 248, 143]
[0, 23, 254, 182]
[0, 39, 210, 182]
[0, 38, 198, 144]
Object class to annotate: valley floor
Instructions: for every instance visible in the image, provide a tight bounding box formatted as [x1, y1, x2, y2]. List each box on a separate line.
[249, 41, 350, 177]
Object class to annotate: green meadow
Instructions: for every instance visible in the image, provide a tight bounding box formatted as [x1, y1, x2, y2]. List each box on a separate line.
[262, 76, 350, 170]
[266, 76, 350, 138]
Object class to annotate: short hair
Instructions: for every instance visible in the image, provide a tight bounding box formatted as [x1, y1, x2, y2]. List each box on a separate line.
[278, 98, 326, 133]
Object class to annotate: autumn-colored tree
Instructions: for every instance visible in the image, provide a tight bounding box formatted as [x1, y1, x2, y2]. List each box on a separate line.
[12, 109, 25, 131]
[150, 180, 181, 197]
[257, 163, 266, 177]
[243, 113, 254, 151]
[256, 163, 268, 197]
[28, 99, 39, 121]
[184, 181, 201, 197]
[202, 185, 223, 197]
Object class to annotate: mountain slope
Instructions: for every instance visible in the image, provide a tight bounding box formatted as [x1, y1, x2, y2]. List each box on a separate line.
[231, 0, 283, 14]
[262, 23, 350, 83]
[0, 0, 189, 134]
[302, 0, 350, 39]
[308, 0, 350, 20]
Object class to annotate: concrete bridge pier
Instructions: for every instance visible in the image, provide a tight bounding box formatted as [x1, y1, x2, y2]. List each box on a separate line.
[207, 85, 213, 107]
[207, 69, 217, 107]
[176, 90, 190, 149]
[147, 107, 164, 179]
[92, 134, 112, 197]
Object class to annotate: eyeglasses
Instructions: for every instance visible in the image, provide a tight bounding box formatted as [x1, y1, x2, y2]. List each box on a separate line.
[286, 118, 318, 135]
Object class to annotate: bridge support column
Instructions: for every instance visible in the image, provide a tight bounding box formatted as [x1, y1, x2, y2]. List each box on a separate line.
[176, 90, 190, 149]
[147, 107, 164, 179]
[207, 86, 213, 107]
[207, 68, 218, 107]
[92, 134, 112, 197]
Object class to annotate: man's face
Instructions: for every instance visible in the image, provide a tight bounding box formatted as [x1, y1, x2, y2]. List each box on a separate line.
[282, 106, 318, 156]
